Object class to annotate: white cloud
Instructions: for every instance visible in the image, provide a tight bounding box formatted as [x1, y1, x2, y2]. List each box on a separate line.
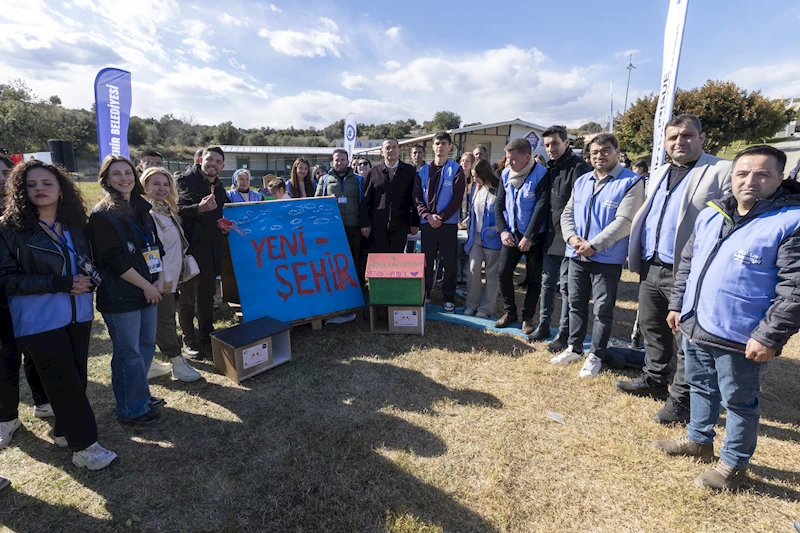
[182, 38, 218, 62]
[221, 13, 245, 27]
[727, 60, 800, 99]
[229, 57, 247, 71]
[72, 0, 99, 12]
[341, 71, 369, 90]
[384, 60, 400, 69]
[385, 26, 401, 38]
[269, 4, 281, 13]
[319, 17, 338, 31]
[258, 29, 342, 58]
[614, 49, 640, 58]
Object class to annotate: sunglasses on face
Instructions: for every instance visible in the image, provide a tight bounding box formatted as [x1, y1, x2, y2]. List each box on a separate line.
[358, 161, 370, 167]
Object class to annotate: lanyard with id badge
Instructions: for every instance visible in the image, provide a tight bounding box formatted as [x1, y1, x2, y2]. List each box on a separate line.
[130, 220, 163, 275]
[38, 218, 103, 286]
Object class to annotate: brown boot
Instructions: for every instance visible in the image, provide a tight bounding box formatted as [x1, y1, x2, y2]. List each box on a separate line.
[651, 436, 714, 463]
[521, 320, 535, 335]
[494, 312, 518, 329]
[694, 462, 747, 491]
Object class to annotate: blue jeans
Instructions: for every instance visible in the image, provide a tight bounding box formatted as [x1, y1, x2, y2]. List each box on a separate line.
[103, 306, 157, 420]
[539, 254, 569, 333]
[684, 339, 766, 469]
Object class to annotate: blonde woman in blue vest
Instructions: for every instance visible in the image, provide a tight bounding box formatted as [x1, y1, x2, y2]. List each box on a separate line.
[462, 159, 502, 318]
[412, 132, 466, 313]
[141, 167, 202, 383]
[554, 133, 645, 378]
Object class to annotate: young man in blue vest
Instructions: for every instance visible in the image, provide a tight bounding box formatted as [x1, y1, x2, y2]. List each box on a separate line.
[653, 146, 800, 491]
[413, 132, 466, 312]
[531, 126, 592, 345]
[494, 138, 550, 333]
[617, 114, 732, 425]
[553, 133, 645, 377]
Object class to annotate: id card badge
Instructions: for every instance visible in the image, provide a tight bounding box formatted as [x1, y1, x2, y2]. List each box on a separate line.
[142, 246, 163, 274]
[338, 196, 348, 204]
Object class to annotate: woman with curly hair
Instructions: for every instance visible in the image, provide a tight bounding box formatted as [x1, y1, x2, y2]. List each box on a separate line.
[0, 155, 53, 452]
[88, 155, 165, 428]
[285, 158, 313, 198]
[0, 159, 117, 469]
[140, 167, 202, 383]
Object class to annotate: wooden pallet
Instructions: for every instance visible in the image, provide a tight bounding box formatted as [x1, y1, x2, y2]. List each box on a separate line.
[226, 302, 363, 331]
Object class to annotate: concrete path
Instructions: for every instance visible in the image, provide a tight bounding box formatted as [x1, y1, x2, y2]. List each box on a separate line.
[774, 136, 800, 177]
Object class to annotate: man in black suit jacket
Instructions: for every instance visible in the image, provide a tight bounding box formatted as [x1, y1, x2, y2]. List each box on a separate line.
[360, 138, 421, 253]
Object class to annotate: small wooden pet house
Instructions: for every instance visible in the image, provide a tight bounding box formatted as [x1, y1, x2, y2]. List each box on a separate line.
[365, 253, 425, 306]
[210, 316, 292, 384]
[366, 253, 425, 335]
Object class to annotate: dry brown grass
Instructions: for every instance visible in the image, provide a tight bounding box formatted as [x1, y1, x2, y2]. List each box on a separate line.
[1, 266, 799, 533]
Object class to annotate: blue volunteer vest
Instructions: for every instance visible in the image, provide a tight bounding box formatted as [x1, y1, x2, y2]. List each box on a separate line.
[680, 203, 800, 345]
[226, 189, 262, 203]
[501, 164, 548, 236]
[465, 188, 501, 253]
[641, 169, 692, 264]
[566, 168, 642, 264]
[419, 160, 460, 225]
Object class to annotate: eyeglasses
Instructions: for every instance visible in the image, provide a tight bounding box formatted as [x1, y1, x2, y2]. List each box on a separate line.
[589, 148, 615, 157]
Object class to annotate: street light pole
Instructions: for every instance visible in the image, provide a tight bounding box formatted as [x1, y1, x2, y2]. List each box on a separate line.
[623, 54, 636, 113]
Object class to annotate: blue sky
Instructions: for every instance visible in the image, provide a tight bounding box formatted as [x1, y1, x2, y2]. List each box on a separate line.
[2, 0, 799, 130]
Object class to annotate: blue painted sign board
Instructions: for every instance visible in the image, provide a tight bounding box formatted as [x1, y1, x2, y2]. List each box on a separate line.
[223, 198, 364, 323]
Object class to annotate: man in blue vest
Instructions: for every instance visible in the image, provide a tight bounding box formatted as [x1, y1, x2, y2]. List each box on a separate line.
[552, 133, 645, 377]
[653, 146, 800, 491]
[530, 126, 592, 345]
[413, 132, 466, 312]
[494, 138, 550, 332]
[617, 114, 731, 425]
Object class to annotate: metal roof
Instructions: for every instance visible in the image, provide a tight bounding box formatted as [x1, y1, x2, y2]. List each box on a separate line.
[353, 118, 568, 155]
[218, 145, 336, 155]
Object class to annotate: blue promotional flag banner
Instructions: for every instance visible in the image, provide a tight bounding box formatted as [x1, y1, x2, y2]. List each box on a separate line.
[344, 113, 356, 161]
[94, 68, 132, 163]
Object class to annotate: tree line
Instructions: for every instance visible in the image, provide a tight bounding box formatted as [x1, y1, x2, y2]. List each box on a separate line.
[1, 76, 793, 165]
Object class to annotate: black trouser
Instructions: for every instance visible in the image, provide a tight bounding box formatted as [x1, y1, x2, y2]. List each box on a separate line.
[0, 297, 48, 422]
[370, 225, 410, 254]
[639, 261, 689, 403]
[17, 321, 96, 451]
[422, 224, 458, 301]
[567, 259, 623, 359]
[343, 226, 366, 287]
[498, 232, 545, 320]
[178, 258, 217, 345]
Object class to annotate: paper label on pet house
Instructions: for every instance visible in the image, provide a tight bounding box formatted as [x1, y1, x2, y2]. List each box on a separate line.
[365, 253, 424, 279]
[393, 310, 419, 327]
[242, 343, 270, 369]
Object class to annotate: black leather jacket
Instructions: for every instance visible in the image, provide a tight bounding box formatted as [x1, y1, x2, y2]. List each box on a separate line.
[0, 223, 92, 296]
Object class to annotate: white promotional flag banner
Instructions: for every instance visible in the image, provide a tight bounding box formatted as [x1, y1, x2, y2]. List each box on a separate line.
[609, 80, 614, 134]
[344, 113, 357, 160]
[650, 0, 689, 177]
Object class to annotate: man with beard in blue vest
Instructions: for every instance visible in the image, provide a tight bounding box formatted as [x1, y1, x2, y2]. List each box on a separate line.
[552, 133, 645, 377]
[413, 132, 466, 312]
[653, 145, 800, 491]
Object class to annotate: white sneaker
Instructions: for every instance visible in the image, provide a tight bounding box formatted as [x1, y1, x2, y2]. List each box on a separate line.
[550, 345, 584, 365]
[147, 360, 173, 380]
[33, 403, 55, 418]
[53, 435, 68, 448]
[579, 353, 603, 378]
[171, 355, 202, 382]
[0, 418, 22, 450]
[72, 442, 118, 471]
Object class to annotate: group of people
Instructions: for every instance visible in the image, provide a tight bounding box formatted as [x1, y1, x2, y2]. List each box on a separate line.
[0, 113, 799, 492]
